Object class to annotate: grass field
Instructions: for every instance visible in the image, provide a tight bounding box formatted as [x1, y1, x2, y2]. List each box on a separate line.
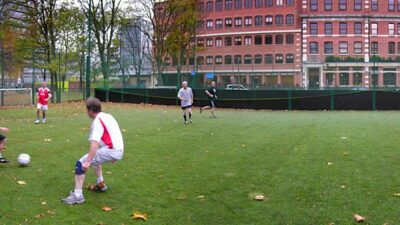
[1, 103, 400, 225]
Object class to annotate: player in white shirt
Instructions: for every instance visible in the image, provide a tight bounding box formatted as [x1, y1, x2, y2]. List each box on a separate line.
[177, 81, 194, 124]
[62, 98, 124, 205]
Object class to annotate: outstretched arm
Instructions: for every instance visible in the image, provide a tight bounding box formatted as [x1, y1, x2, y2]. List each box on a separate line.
[82, 141, 99, 170]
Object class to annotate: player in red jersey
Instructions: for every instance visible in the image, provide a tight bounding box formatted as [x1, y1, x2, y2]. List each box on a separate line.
[35, 82, 52, 124]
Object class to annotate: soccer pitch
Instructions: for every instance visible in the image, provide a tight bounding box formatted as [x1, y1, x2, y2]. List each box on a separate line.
[1, 103, 400, 224]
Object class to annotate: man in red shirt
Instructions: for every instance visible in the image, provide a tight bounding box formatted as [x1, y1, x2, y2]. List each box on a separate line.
[35, 82, 52, 124]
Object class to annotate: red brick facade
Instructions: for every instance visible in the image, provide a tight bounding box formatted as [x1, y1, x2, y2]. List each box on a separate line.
[163, 0, 400, 88]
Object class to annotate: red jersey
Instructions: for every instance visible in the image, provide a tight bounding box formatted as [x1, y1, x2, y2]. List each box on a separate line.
[37, 87, 51, 105]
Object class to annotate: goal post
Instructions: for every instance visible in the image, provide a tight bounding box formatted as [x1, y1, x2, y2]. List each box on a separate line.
[0, 88, 33, 106]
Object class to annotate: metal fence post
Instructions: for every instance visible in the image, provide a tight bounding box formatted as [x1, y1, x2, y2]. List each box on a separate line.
[372, 88, 376, 110]
[330, 89, 334, 111]
[288, 89, 292, 110]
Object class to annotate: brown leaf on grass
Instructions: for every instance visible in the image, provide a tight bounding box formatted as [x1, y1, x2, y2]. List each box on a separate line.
[41, 201, 46, 206]
[102, 206, 112, 211]
[17, 180, 26, 185]
[328, 223, 334, 225]
[34, 213, 45, 219]
[176, 193, 187, 200]
[131, 211, 148, 221]
[353, 214, 365, 222]
[254, 195, 265, 201]
[87, 184, 96, 190]
[97, 222, 105, 225]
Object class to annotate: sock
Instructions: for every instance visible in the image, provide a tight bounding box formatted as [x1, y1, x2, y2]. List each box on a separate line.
[74, 189, 83, 198]
[189, 113, 192, 119]
[97, 176, 104, 184]
[183, 115, 187, 121]
[0, 153, 3, 158]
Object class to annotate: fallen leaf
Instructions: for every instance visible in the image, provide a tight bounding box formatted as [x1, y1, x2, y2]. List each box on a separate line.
[122, 129, 128, 132]
[341, 137, 348, 140]
[196, 195, 205, 199]
[176, 193, 187, 200]
[392, 193, 400, 197]
[17, 180, 26, 185]
[327, 162, 334, 166]
[328, 223, 334, 225]
[340, 185, 346, 189]
[342, 152, 350, 156]
[41, 201, 47, 206]
[34, 213, 45, 219]
[44, 139, 52, 142]
[353, 214, 365, 222]
[97, 222, 105, 225]
[254, 195, 265, 201]
[131, 211, 148, 221]
[102, 206, 112, 211]
[106, 171, 112, 175]
[47, 210, 56, 215]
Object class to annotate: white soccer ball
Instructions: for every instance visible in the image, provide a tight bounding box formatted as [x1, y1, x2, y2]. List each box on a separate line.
[17, 153, 30, 167]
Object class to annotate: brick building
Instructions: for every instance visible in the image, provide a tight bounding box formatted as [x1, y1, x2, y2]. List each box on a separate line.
[162, 0, 400, 88]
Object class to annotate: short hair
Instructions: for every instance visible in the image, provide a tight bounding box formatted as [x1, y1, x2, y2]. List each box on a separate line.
[86, 97, 102, 113]
[182, 81, 188, 85]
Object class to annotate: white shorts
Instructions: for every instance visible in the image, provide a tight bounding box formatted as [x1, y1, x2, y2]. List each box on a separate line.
[79, 146, 124, 166]
[37, 103, 48, 111]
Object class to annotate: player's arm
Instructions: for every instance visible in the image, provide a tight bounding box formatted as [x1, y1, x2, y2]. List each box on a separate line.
[47, 90, 52, 102]
[82, 141, 100, 170]
[177, 91, 184, 101]
[205, 90, 213, 98]
[190, 89, 194, 104]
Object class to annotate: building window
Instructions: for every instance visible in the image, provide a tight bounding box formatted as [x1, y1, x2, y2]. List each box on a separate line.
[353, 73, 362, 85]
[197, 20, 204, 30]
[354, 42, 363, 54]
[275, 35, 283, 44]
[324, 42, 333, 54]
[234, 36, 242, 45]
[225, 18, 232, 28]
[309, 42, 318, 54]
[371, 0, 378, 11]
[275, 54, 283, 64]
[339, 42, 348, 54]
[265, 35, 273, 44]
[206, 20, 214, 29]
[324, 0, 332, 10]
[286, 0, 294, 5]
[198, 2, 205, 11]
[266, 0, 273, 7]
[384, 70, 396, 85]
[286, 34, 294, 44]
[234, 17, 242, 27]
[339, 0, 347, 10]
[339, 22, 347, 35]
[255, 0, 263, 7]
[244, 55, 252, 64]
[371, 23, 378, 35]
[310, 0, 318, 10]
[389, 0, 395, 11]
[275, 15, 283, 25]
[398, 23, 400, 35]
[255, 35, 262, 45]
[189, 57, 195, 65]
[265, 15, 273, 25]
[215, 56, 223, 64]
[255, 16, 263, 26]
[225, 55, 232, 64]
[286, 54, 294, 63]
[310, 22, 318, 35]
[206, 56, 213, 65]
[398, 0, 400, 10]
[324, 22, 332, 35]
[244, 17, 252, 26]
[197, 56, 204, 65]
[398, 42, 400, 53]
[244, 36, 252, 45]
[389, 23, 395, 35]
[216, 38, 223, 47]
[234, 0, 242, 8]
[225, 0, 233, 10]
[215, 19, 223, 28]
[197, 39, 204, 47]
[254, 54, 262, 64]
[339, 73, 349, 85]
[354, 22, 362, 35]
[354, 0, 362, 10]
[216, 0, 223, 10]
[206, 38, 213, 47]
[244, 0, 253, 7]
[371, 42, 378, 54]
[265, 54, 273, 64]
[234, 55, 242, 64]
[206, 1, 214, 11]
[286, 14, 294, 25]
[389, 42, 396, 54]
[276, 0, 283, 5]
[225, 37, 232, 46]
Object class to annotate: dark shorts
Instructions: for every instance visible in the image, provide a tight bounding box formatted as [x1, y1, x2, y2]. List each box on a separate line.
[181, 105, 192, 110]
[209, 99, 216, 108]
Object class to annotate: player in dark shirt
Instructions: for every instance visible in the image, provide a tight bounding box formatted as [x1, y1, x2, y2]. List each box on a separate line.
[200, 81, 217, 118]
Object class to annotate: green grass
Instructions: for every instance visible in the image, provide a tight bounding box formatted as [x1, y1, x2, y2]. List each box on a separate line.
[1, 103, 400, 224]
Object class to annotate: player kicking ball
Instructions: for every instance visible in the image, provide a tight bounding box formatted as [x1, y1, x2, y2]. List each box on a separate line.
[177, 81, 194, 124]
[35, 82, 52, 124]
[200, 81, 217, 118]
[62, 98, 124, 205]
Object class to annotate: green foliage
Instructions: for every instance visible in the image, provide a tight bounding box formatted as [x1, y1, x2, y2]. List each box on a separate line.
[325, 56, 364, 62]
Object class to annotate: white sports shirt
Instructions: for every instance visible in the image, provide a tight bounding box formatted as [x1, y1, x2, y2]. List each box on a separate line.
[89, 112, 124, 150]
[177, 87, 193, 107]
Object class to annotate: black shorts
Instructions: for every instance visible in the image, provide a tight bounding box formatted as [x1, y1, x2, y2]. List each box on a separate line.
[209, 99, 216, 108]
[181, 105, 192, 110]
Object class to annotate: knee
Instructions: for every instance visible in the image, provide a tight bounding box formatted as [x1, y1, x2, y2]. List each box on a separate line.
[75, 160, 86, 175]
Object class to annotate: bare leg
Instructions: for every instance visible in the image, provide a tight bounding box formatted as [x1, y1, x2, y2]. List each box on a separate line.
[42, 111, 46, 120]
[36, 109, 40, 120]
[93, 164, 103, 182]
[75, 174, 86, 190]
[202, 106, 211, 111]
[211, 107, 216, 117]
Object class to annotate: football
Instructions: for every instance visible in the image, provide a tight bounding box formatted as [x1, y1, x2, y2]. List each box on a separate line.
[17, 153, 30, 167]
